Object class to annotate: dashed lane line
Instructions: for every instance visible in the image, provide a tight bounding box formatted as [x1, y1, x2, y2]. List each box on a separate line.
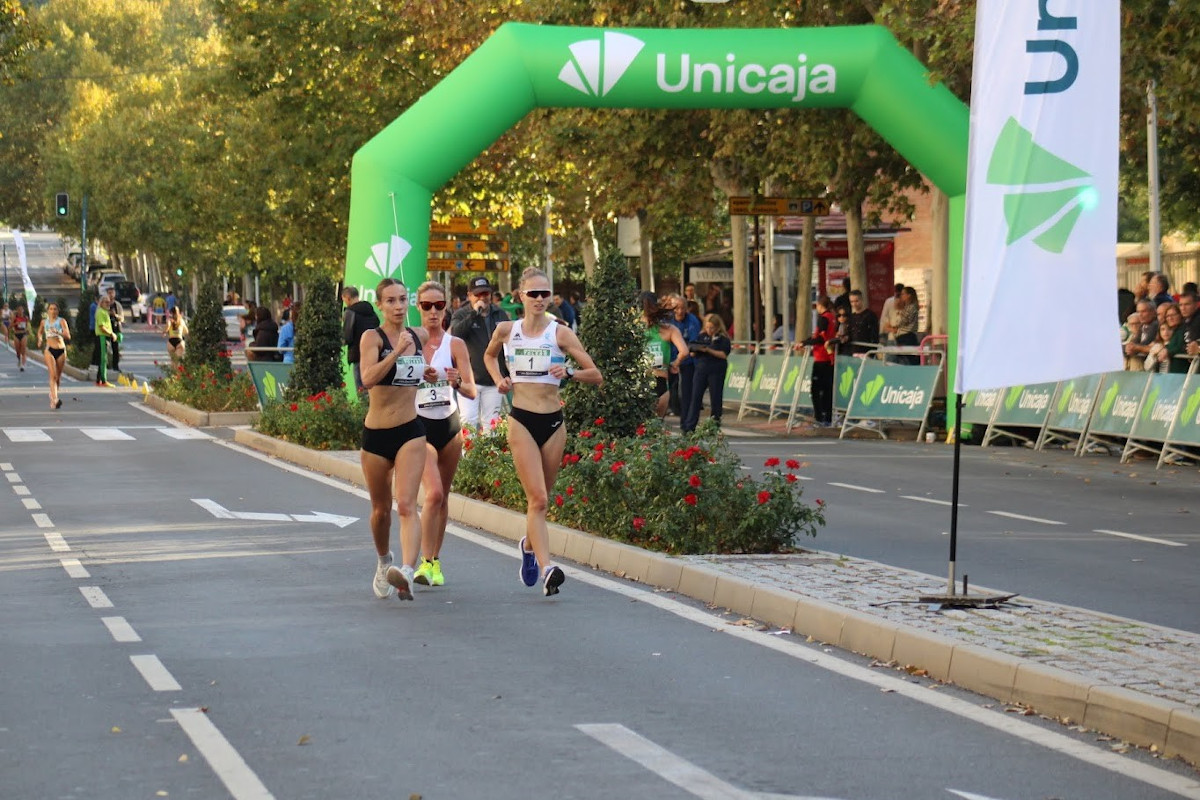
[79, 586, 113, 608]
[100, 616, 141, 643]
[900, 495, 960, 507]
[130, 655, 182, 692]
[21, 497, 41, 510]
[43, 532, 69, 551]
[32, 513, 54, 529]
[985, 511, 1065, 526]
[171, 708, 276, 800]
[60, 558, 89, 578]
[827, 482, 886, 494]
[1094, 529, 1186, 548]
[13, 485, 30, 496]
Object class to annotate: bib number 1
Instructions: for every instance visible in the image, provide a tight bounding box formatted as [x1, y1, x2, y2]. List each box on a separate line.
[514, 347, 551, 377]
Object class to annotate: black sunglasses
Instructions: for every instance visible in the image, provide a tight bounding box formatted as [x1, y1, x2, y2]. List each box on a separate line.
[418, 300, 446, 311]
[523, 290, 552, 299]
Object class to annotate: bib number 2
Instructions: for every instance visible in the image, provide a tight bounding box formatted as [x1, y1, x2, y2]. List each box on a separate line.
[391, 355, 424, 387]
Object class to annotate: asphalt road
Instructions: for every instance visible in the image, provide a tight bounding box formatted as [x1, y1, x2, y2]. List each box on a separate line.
[3, 368, 1200, 799]
[724, 434, 1199, 633]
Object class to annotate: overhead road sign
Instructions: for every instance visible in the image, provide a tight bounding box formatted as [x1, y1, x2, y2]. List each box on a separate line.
[428, 239, 510, 253]
[427, 258, 510, 272]
[430, 217, 497, 235]
[729, 196, 830, 216]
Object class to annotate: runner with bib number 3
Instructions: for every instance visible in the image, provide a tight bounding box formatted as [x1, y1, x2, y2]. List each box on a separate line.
[484, 268, 603, 596]
[412, 280, 476, 588]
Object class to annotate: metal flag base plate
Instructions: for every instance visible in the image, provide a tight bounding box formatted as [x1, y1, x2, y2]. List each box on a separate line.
[918, 592, 1019, 609]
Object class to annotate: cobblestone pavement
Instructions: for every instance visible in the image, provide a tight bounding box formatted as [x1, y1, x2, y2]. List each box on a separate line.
[683, 551, 1200, 709]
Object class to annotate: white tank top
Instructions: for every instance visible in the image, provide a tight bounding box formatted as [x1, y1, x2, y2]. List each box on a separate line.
[504, 317, 566, 386]
[416, 332, 459, 420]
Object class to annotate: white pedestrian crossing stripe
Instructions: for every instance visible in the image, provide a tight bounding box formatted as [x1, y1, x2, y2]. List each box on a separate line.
[79, 428, 136, 441]
[2, 426, 213, 443]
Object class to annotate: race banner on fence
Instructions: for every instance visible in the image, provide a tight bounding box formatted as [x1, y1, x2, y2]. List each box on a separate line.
[723, 353, 755, 410]
[1084, 371, 1150, 443]
[982, 381, 1057, 445]
[834, 356, 863, 412]
[740, 352, 788, 417]
[246, 362, 294, 408]
[961, 387, 1003, 426]
[1121, 373, 1187, 461]
[1037, 372, 1103, 451]
[841, 361, 941, 440]
[1167, 375, 1200, 447]
[784, 352, 815, 432]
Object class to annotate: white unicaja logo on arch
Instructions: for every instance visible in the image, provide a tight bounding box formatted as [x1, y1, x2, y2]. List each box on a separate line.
[365, 235, 412, 279]
[558, 32, 644, 97]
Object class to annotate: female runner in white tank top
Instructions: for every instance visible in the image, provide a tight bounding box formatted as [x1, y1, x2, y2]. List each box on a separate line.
[484, 268, 602, 596]
[412, 280, 476, 588]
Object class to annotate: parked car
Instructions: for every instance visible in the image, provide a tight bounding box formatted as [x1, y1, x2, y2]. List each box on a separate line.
[111, 280, 141, 309]
[96, 273, 127, 298]
[222, 305, 247, 341]
[87, 266, 124, 289]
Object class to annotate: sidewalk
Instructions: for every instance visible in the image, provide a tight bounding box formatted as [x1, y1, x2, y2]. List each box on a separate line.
[224, 424, 1200, 771]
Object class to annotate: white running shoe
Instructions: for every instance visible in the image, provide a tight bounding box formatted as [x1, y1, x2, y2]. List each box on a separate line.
[387, 563, 415, 601]
[373, 552, 395, 599]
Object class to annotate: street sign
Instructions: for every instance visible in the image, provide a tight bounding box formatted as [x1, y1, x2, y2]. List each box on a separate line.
[430, 217, 497, 235]
[729, 196, 830, 216]
[428, 239, 509, 253]
[427, 258, 510, 272]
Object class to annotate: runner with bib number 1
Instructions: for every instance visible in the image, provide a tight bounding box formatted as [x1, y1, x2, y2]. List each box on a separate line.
[484, 268, 603, 597]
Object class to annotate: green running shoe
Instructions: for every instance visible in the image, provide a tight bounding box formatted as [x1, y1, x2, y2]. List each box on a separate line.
[429, 558, 444, 587]
[413, 558, 435, 586]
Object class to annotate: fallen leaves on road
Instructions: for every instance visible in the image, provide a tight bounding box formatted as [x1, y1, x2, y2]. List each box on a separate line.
[297, 735, 311, 746]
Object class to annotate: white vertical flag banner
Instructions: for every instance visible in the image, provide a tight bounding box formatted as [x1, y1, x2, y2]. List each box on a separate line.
[957, 2, 1121, 392]
[10, 230, 36, 315]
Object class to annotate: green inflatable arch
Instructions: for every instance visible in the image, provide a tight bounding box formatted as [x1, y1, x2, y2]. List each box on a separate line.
[344, 22, 968, 366]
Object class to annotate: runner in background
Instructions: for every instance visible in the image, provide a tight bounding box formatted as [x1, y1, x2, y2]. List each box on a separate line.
[640, 292, 689, 420]
[38, 302, 70, 409]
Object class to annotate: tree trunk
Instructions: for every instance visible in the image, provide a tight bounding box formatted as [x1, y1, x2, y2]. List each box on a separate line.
[930, 186, 949, 336]
[844, 201, 869, 308]
[581, 218, 599, 281]
[637, 208, 653, 291]
[711, 161, 751, 341]
[795, 216, 815, 342]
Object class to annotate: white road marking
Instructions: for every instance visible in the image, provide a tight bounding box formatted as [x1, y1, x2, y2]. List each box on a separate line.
[60, 558, 89, 578]
[100, 616, 141, 642]
[0, 462, 11, 470]
[1094, 529, 1185, 548]
[5, 472, 20, 483]
[79, 586, 113, 608]
[157, 427, 212, 440]
[3, 429, 51, 442]
[21, 497, 41, 510]
[80, 427, 136, 441]
[44, 532, 69, 551]
[13, 485, 30, 496]
[171, 708, 276, 800]
[217, 436, 1200, 798]
[827, 482, 885, 494]
[985, 511, 1064, 526]
[578, 723, 825, 800]
[32, 513, 54, 529]
[191, 499, 358, 528]
[130, 654, 182, 692]
[900, 495, 959, 507]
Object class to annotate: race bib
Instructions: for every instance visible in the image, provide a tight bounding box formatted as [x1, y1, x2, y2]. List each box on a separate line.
[513, 347, 551, 377]
[644, 343, 665, 369]
[391, 355, 424, 387]
[417, 380, 453, 410]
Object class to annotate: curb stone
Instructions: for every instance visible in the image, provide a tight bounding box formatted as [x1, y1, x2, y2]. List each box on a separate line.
[231, 428, 1200, 769]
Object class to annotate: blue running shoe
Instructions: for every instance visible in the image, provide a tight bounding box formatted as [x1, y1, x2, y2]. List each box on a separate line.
[518, 536, 539, 587]
[542, 565, 565, 597]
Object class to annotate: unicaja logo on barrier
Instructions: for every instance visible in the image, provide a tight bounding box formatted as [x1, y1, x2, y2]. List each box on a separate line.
[558, 32, 644, 97]
[365, 235, 412, 279]
[988, 117, 1097, 254]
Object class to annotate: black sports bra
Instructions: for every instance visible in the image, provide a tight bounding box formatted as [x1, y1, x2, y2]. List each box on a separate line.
[377, 327, 423, 386]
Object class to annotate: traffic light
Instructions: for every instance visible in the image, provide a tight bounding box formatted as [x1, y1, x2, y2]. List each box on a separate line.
[55, 193, 68, 217]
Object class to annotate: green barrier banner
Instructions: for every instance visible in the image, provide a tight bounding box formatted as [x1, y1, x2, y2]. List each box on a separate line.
[961, 387, 1002, 425]
[990, 382, 1057, 428]
[344, 23, 968, 399]
[743, 353, 787, 407]
[724, 353, 755, 402]
[1168, 374, 1200, 446]
[782, 355, 814, 410]
[1044, 373, 1103, 433]
[1087, 371, 1150, 437]
[834, 356, 863, 411]
[845, 361, 940, 422]
[1128, 373, 1187, 443]
[246, 362, 294, 408]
